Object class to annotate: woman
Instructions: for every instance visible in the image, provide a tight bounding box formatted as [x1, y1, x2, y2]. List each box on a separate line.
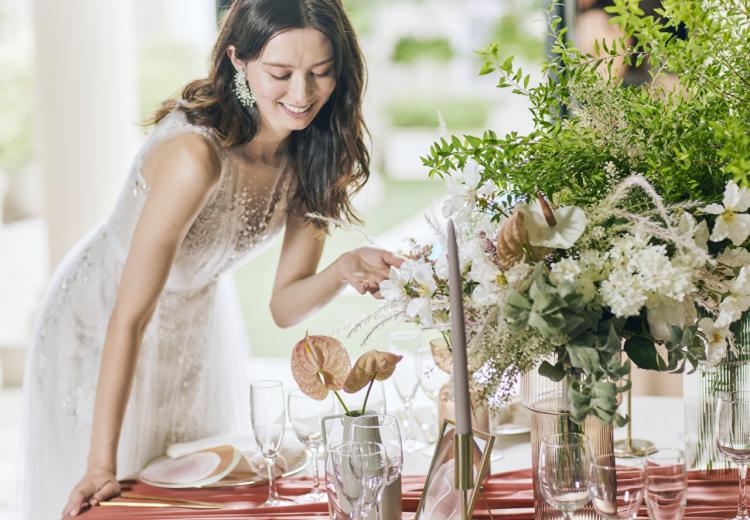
[14, 1, 400, 518]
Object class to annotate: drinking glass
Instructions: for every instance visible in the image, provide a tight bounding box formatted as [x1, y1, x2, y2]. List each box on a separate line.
[589, 454, 645, 520]
[288, 388, 334, 503]
[716, 391, 750, 520]
[644, 448, 687, 520]
[350, 414, 403, 520]
[538, 432, 592, 520]
[389, 330, 424, 451]
[250, 379, 289, 506]
[326, 441, 387, 520]
[416, 346, 449, 402]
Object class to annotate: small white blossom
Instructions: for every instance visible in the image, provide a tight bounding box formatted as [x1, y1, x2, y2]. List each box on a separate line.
[406, 297, 434, 327]
[716, 266, 750, 327]
[550, 257, 582, 286]
[698, 317, 730, 367]
[702, 181, 750, 245]
[600, 270, 647, 317]
[442, 160, 495, 222]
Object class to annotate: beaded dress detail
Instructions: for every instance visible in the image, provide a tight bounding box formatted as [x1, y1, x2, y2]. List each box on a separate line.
[15, 110, 293, 519]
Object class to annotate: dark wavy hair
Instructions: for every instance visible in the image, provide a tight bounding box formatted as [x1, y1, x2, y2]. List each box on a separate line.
[151, 0, 369, 230]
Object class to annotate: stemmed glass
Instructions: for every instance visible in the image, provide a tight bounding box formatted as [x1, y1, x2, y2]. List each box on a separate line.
[644, 448, 687, 520]
[716, 391, 750, 520]
[250, 380, 289, 506]
[588, 454, 645, 519]
[326, 440, 387, 520]
[389, 330, 425, 452]
[538, 432, 593, 520]
[288, 388, 334, 503]
[350, 414, 404, 520]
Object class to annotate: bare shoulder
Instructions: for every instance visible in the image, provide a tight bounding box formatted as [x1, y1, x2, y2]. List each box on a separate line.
[141, 132, 222, 192]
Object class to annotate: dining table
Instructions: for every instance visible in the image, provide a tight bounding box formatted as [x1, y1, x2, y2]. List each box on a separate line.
[77, 396, 744, 519]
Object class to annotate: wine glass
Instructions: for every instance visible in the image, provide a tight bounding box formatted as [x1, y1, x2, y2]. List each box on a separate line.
[288, 388, 334, 503]
[389, 330, 425, 452]
[326, 441, 387, 520]
[250, 379, 290, 506]
[588, 454, 645, 519]
[644, 448, 687, 520]
[416, 346, 449, 403]
[538, 432, 593, 520]
[350, 414, 404, 520]
[716, 391, 750, 520]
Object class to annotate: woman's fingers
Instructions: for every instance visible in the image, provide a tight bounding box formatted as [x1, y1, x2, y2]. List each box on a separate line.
[91, 479, 119, 506]
[382, 251, 404, 268]
[62, 487, 89, 517]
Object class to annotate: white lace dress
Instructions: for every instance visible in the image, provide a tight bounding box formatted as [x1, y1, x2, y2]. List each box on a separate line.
[14, 110, 293, 519]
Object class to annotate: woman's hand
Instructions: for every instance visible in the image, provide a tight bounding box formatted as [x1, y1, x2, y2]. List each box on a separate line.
[337, 247, 403, 298]
[62, 465, 120, 518]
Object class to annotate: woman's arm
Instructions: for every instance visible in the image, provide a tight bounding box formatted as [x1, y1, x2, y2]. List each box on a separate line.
[62, 133, 220, 517]
[269, 213, 402, 328]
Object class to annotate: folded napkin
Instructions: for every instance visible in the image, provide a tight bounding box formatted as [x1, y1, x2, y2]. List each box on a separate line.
[139, 433, 307, 488]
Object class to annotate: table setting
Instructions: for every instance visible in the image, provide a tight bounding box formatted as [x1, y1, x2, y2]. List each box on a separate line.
[78, 1, 750, 518]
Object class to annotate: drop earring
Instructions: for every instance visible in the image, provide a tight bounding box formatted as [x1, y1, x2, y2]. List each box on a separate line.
[233, 69, 256, 108]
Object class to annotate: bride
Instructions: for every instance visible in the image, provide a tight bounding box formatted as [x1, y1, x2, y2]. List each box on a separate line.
[14, 0, 401, 518]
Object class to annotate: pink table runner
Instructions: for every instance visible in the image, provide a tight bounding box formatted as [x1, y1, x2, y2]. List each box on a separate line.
[78, 469, 742, 519]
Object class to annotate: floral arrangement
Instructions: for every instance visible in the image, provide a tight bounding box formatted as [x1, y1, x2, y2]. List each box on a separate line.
[290, 334, 402, 416]
[362, 0, 750, 425]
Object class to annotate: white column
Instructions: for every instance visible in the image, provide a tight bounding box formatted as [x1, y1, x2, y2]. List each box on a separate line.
[32, 0, 139, 267]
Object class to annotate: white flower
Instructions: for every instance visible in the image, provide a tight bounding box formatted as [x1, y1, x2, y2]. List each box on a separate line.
[646, 298, 697, 343]
[472, 282, 501, 306]
[678, 212, 709, 252]
[379, 266, 410, 303]
[468, 253, 500, 286]
[717, 247, 750, 267]
[442, 160, 495, 221]
[599, 270, 647, 317]
[521, 200, 587, 249]
[380, 259, 437, 305]
[549, 257, 582, 286]
[702, 180, 750, 245]
[698, 317, 730, 367]
[505, 262, 533, 285]
[716, 266, 750, 327]
[406, 297, 434, 327]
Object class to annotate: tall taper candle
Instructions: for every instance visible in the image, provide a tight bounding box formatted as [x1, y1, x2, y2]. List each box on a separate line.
[447, 219, 472, 435]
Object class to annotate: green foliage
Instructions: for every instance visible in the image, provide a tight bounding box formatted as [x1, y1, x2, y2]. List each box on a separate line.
[386, 97, 490, 131]
[392, 36, 455, 65]
[422, 0, 750, 209]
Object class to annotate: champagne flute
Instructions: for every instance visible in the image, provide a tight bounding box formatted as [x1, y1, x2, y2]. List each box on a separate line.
[389, 330, 425, 452]
[589, 454, 645, 520]
[250, 379, 289, 506]
[326, 440, 387, 520]
[538, 432, 592, 520]
[288, 388, 334, 503]
[350, 414, 404, 520]
[716, 391, 750, 520]
[350, 414, 403, 485]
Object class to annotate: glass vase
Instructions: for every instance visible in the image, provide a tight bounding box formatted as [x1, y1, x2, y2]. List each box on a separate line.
[684, 313, 750, 472]
[521, 366, 614, 520]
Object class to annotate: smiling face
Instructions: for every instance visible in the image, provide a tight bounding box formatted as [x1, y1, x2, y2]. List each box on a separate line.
[228, 28, 337, 139]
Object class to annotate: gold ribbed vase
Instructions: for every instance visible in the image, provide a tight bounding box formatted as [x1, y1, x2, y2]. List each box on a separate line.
[684, 313, 750, 472]
[521, 366, 614, 520]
